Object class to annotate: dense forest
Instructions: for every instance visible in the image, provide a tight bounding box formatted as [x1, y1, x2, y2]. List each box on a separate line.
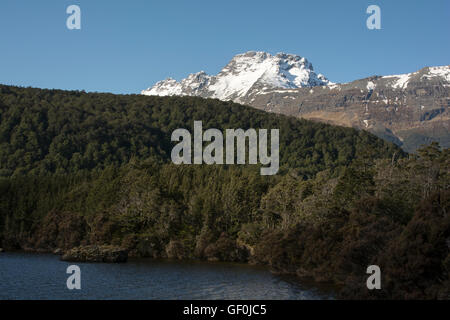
[0, 85, 400, 177]
[0, 85, 448, 299]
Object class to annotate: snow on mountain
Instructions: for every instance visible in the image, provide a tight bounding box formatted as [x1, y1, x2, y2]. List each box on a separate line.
[146, 71, 212, 97]
[142, 52, 450, 105]
[141, 59, 450, 153]
[147, 78, 183, 96]
[207, 52, 330, 100]
[424, 66, 450, 83]
[366, 81, 376, 91]
[142, 51, 331, 102]
[383, 73, 411, 89]
[381, 65, 450, 89]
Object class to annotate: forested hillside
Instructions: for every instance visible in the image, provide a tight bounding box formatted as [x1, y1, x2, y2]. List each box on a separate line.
[0, 85, 448, 299]
[0, 85, 400, 177]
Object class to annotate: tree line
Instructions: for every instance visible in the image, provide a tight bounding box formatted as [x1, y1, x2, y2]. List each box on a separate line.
[0, 85, 448, 299]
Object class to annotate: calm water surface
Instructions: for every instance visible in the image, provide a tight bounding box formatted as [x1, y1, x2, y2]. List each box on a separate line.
[0, 252, 335, 300]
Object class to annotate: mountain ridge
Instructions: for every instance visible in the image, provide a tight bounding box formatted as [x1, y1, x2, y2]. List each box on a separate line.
[142, 52, 450, 152]
[142, 51, 331, 102]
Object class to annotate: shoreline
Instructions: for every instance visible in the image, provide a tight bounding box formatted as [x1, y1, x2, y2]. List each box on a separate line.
[1, 246, 340, 294]
[1, 249, 339, 298]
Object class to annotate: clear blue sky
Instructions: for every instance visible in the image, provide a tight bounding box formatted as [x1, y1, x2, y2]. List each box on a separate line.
[1, 0, 449, 94]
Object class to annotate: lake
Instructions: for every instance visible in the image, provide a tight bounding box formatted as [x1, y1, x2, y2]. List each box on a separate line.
[0, 252, 335, 300]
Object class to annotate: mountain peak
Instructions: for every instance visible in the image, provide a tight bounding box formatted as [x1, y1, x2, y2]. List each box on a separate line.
[142, 51, 331, 102]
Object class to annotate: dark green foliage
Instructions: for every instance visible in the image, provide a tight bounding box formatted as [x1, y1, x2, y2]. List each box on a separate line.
[0, 84, 402, 178]
[0, 85, 448, 299]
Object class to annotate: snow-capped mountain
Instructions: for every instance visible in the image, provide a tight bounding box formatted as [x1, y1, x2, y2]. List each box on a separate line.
[324, 65, 450, 92]
[142, 51, 331, 102]
[381, 66, 450, 89]
[142, 52, 449, 152]
[247, 64, 450, 152]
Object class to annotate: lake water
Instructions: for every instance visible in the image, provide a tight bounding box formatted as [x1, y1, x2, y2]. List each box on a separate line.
[0, 252, 335, 300]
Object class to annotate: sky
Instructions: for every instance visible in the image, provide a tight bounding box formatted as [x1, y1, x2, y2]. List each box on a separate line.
[0, 0, 449, 94]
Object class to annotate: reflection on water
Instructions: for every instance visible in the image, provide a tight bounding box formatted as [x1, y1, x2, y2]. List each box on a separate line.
[0, 252, 335, 300]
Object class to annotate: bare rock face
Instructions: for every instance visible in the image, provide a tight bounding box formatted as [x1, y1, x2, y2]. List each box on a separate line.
[61, 245, 128, 263]
[247, 67, 450, 153]
[142, 51, 449, 152]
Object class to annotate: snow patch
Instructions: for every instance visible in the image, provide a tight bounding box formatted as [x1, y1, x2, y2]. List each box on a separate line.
[423, 66, 450, 82]
[383, 73, 411, 89]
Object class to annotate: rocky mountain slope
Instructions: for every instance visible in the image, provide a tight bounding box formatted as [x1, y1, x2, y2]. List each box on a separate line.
[142, 51, 330, 102]
[142, 52, 450, 152]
